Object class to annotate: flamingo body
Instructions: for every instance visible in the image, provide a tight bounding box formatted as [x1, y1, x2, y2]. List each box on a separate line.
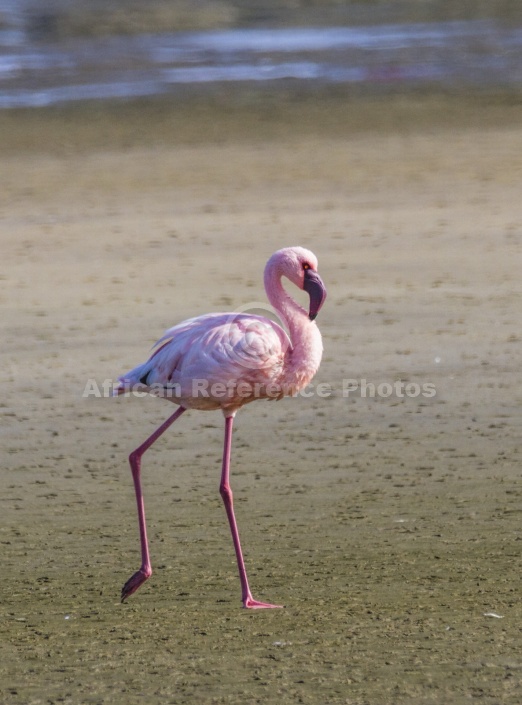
[116, 312, 292, 412]
[115, 246, 326, 608]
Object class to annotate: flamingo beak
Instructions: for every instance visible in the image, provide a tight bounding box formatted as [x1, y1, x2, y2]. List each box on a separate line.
[304, 269, 327, 321]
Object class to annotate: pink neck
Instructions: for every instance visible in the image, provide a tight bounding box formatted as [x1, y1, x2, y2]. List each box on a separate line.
[264, 266, 323, 384]
[264, 267, 307, 338]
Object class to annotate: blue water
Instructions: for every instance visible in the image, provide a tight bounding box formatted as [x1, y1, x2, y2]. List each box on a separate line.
[1, 20, 521, 109]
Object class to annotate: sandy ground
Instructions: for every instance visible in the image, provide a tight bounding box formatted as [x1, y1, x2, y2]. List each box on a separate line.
[1, 90, 521, 704]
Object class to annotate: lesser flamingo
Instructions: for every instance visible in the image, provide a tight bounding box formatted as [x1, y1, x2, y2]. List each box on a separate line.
[114, 246, 327, 608]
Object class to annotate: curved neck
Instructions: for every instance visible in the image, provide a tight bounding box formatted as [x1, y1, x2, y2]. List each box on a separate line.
[263, 255, 324, 392]
[264, 267, 307, 338]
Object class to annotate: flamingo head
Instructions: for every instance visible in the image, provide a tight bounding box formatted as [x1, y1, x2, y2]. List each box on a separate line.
[268, 246, 327, 321]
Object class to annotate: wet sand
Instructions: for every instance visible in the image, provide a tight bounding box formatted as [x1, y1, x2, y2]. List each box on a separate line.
[1, 91, 522, 704]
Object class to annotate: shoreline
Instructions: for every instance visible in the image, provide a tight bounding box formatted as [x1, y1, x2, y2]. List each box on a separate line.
[2, 87, 522, 155]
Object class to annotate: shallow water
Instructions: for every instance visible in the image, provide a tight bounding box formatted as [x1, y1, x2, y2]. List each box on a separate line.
[1, 20, 522, 108]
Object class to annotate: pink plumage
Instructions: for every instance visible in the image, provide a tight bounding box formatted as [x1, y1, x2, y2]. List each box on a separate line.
[115, 246, 327, 609]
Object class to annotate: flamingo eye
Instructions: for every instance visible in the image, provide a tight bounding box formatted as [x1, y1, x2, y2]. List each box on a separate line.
[303, 262, 311, 270]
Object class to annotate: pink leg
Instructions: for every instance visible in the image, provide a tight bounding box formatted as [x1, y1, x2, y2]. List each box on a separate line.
[220, 414, 283, 609]
[121, 406, 186, 602]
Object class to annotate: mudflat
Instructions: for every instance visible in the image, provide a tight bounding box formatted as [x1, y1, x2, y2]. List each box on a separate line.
[1, 91, 521, 704]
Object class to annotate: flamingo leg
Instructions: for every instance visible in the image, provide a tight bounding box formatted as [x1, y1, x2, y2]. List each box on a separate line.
[121, 406, 186, 602]
[220, 415, 284, 609]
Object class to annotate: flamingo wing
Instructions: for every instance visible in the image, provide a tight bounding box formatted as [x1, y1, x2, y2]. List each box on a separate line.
[116, 313, 292, 406]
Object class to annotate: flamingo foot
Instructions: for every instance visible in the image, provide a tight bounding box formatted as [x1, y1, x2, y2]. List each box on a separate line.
[121, 568, 151, 602]
[243, 595, 284, 609]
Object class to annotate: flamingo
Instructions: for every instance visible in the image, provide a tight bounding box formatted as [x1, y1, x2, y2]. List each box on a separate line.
[114, 246, 327, 609]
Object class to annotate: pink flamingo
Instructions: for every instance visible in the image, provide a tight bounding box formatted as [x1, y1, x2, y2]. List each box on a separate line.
[114, 246, 326, 609]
